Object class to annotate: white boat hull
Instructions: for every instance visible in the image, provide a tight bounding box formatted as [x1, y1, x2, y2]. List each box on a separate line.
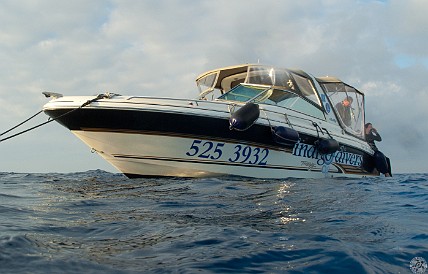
[72, 130, 367, 179]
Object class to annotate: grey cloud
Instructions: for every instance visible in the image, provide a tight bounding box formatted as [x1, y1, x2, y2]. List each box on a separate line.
[0, 0, 427, 172]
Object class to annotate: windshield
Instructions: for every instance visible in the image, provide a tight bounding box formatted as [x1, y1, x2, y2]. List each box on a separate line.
[196, 72, 219, 99]
[320, 82, 365, 138]
[218, 83, 325, 119]
[246, 66, 322, 107]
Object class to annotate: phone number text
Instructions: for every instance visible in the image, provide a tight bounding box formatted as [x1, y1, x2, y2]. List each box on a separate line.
[185, 140, 269, 165]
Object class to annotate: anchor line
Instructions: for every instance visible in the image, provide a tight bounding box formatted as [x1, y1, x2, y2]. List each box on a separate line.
[0, 94, 105, 143]
[0, 110, 43, 137]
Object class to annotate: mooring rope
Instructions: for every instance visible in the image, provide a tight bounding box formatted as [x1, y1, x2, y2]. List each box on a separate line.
[0, 110, 43, 137]
[0, 94, 106, 143]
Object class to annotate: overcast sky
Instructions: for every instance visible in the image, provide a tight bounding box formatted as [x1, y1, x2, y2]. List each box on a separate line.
[1, 0, 427, 174]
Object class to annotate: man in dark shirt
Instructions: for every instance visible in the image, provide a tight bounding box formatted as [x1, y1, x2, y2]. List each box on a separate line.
[365, 123, 391, 177]
[335, 97, 353, 127]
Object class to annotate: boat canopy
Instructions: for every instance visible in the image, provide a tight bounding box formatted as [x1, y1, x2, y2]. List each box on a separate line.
[196, 65, 366, 138]
[196, 65, 325, 119]
[316, 77, 365, 138]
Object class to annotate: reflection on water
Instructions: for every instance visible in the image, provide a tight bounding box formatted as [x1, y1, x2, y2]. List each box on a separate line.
[0, 171, 427, 273]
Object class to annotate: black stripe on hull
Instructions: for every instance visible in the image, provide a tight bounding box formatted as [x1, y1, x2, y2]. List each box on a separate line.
[45, 108, 295, 147]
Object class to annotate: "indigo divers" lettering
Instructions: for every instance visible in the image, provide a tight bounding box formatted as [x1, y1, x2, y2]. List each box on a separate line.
[292, 142, 363, 167]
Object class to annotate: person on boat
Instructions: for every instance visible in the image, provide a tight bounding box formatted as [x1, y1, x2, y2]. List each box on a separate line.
[365, 123, 391, 177]
[335, 96, 353, 127]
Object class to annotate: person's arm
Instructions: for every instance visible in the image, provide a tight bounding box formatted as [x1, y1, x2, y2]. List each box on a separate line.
[370, 128, 382, 141]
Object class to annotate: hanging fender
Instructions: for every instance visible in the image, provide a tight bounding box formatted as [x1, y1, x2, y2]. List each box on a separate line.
[272, 126, 299, 147]
[315, 138, 340, 155]
[311, 122, 339, 154]
[229, 103, 260, 131]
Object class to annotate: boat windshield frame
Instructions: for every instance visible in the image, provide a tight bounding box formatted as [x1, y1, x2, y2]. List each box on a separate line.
[196, 65, 326, 119]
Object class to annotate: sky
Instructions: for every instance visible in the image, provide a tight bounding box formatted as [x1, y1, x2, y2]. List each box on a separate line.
[0, 0, 427, 174]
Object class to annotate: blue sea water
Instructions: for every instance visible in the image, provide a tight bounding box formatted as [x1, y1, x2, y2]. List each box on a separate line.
[0, 171, 427, 274]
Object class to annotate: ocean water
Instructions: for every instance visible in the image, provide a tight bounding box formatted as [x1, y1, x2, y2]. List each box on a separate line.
[0, 171, 427, 274]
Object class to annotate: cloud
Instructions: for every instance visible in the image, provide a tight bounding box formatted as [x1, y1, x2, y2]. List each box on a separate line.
[0, 0, 427, 173]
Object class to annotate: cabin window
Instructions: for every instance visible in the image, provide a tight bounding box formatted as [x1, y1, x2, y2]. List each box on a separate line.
[321, 82, 365, 138]
[291, 73, 322, 107]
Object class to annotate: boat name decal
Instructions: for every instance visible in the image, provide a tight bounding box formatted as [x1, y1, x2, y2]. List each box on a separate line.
[185, 140, 269, 165]
[292, 142, 363, 167]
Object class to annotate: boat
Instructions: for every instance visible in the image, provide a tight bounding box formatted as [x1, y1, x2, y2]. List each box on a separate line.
[42, 64, 385, 178]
